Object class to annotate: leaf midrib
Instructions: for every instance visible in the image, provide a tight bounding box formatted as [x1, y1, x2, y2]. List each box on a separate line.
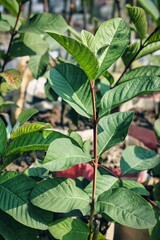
[98, 200, 153, 225]
[53, 69, 92, 117]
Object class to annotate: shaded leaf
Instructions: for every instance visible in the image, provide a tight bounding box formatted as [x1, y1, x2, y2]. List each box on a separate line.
[100, 76, 160, 117]
[122, 179, 149, 196]
[0, 209, 39, 240]
[126, 4, 147, 40]
[120, 65, 160, 83]
[30, 178, 90, 214]
[47, 32, 98, 80]
[28, 52, 49, 79]
[43, 138, 91, 171]
[95, 18, 130, 77]
[19, 13, 68, 34]
[0, 118, 7, 156]
[48, 64, 93, 118]
[10, 33, 49, 57]
[120, 146, 160, 175]
[153, 182, 160, 201]
[49, 218, 89, 240]
[96, 188, 156, 229]
[0, 173, 52, 229]
[122, 42, 140, 66]
[98, 112, 134, 154]
[154, 118, 160, 141]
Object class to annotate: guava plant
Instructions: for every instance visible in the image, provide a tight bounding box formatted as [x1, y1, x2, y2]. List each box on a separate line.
[0, 2, 160, 240]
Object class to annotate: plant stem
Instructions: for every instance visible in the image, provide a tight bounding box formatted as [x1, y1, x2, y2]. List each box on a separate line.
[1, 3, 23, 74]
[88, 80, 98, 239]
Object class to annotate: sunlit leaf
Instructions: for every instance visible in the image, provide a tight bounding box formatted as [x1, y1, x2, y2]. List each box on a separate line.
[30, 178, 90, 214]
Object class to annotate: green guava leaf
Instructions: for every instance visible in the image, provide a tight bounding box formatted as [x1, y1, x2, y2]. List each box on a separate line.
[0, 209, 39, 240]
[19, 13, 68, 34]
[126, 4, 148, 40]
[154, 118, 160, 141]
[46, 33, 98, 80]
[120, 146, 160, 175]
[42, 138, 91, 171]
[0, 0, 19, 16]
[85, 175, 118, 200]
[0, 118, 7, 156]
[10, 122, 52, 139]
[2, 130, 66, 170]
[145, 27, 160, 45]
[81, 30, 96, 52]
[122, 42, 140, 66]
[0, 173, 52, 229]
[96, 188, 156, 229]
[49, 218, 89, 240]
[30, 178, 90, 214]
[95, 18, 130, 77]
[122, 179, 149, 196]
[48, 63, 93, 118]
[120, 65, 160, 83]
[100, 76, 160, 117]
[137, 42, 160, 59]
[138, 0, 160, 22]
[28, 52, 49, 79]
[98, 112, 134, 155]
[13, 108, 38, 130]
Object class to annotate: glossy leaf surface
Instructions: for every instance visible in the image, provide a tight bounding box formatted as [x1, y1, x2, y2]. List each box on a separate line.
[48, 64, 93, 118]
[47, 32, 98, 80]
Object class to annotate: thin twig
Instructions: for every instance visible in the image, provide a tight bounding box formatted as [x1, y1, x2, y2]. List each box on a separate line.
[98, 164, 120, 179]
[1, 3, 23, 74]
[113, 26, 159, 88]
[147, 198, 160, 211]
